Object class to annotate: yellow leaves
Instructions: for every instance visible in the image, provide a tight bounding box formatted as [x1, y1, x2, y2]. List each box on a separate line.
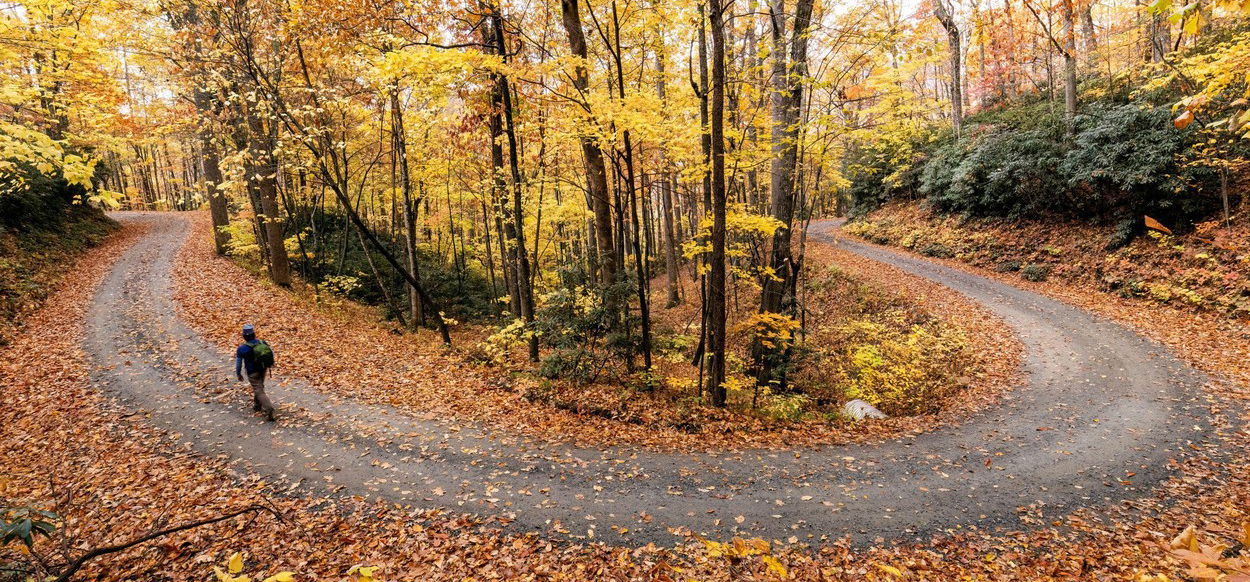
[228, 552, 245, 574]
[0, 120, 98, 195]
[735, 312, 801, 351]
[761, 555, 789, 578]
[1181, 9, 1204, 36]
[373, 45, 484, 88]
[213, 552, 251, 582]
[874, 563, 906, 577]
[348, 565, 380, 582]
[697, 536, 789, 579]
[212, 551, 294, 582]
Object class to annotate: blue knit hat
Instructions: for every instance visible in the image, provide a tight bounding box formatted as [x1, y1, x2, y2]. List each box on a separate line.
[242, 324, 255, 336]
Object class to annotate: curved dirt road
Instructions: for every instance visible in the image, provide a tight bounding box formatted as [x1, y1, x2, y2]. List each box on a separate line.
[84, 213, 1214, 546]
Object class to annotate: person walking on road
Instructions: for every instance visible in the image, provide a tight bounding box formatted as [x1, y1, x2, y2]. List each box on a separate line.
[235, 323, 276, 421]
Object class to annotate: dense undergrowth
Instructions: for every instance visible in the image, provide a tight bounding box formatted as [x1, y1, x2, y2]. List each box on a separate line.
[185, 212, 1004, 448]
[220, 208, 496, 322]
[0, 187, 116, 344]
[847, 97, 1237, 232]
[218, 204, 985, 427]
[473, 253, 979, 428]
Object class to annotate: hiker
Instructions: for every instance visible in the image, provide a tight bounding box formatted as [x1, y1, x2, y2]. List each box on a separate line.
[235, 323, 276, 421]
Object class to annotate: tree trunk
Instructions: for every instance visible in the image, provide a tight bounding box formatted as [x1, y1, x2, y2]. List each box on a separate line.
[934, 0, 963, 137]
[706, 0, 730, 407]
[194, 88, 231, 255]
[1149, 10, 1170, 62]
[391, 89, 425, 327]
[661, 175, 682, 307]
[560, 0, 618, 296]
[1081, 3, 1097, 69]
[489, 6, 539, 362]
[246, 105, 292, 287]
[756, 0, 814, 388]
[1062, 0, 1078, 134]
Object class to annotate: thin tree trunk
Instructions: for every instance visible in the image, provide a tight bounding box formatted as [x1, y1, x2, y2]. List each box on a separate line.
[489, 6, 539, 362]
[934, 0, 963, 137]
[194, 88, 231, 255]
[246, 102, 292, 286]
[1063, 0, 1078, 134]
[706, 0, 730, 406]
[391, 89, 425, 327]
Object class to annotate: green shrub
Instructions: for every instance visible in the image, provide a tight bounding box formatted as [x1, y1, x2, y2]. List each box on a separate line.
[995, 260, 1022, 273]
[921, 126, 1067, 218]
[850, 98, 1224, 232]
[844, 127, 937, 217]
[281, 207, 495, 321]
[532, 277, 639, 383]
[1020, 263, 1052, 282]
[759, 391, 809, 422]
[538, 347, 603, 383]
[919, 242, 954, 258]
[1061, 103, 1211, 220]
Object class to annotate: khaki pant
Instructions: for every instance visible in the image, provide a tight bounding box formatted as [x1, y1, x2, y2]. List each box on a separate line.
[247, 369, 275, 418]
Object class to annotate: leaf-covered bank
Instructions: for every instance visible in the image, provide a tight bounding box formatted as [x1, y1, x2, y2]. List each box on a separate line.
[0, 193, 116, 344]
[847, 203, 1250, 322]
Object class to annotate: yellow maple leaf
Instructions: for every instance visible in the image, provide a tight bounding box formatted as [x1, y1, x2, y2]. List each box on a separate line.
[875, 563, 905, 577]
[761, 555, 788, 578]
[228, 553, 245, 575]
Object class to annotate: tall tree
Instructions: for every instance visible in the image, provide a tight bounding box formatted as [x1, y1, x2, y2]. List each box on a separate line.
[934, 0, 963, 136]
[654, 43, 682, 308]
[756, 0, 815, 388]
[706, 0, 730, 406]
[244, 90, 293, 286]
[487, 4, 539, 362]
[1024, 0, 1078, 133]
[560, 0, 618, 297]
[168, 2, 231, 255]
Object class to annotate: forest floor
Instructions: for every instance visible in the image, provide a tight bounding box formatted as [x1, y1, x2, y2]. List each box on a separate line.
[2, 210, 1245, 580]
[178, 210, 1020, 451]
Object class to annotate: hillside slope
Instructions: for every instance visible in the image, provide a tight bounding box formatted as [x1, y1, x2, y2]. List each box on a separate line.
[847, 203, 1250, 322]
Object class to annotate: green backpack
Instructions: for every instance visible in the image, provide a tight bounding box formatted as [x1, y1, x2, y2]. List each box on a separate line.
[250, 340, 275, 369]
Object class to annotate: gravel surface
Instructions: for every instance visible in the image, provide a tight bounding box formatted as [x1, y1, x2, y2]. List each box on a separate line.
[84, 212, 1215, 547]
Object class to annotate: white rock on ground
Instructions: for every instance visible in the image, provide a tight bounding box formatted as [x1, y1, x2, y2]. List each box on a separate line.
[843, 399, 888, 420]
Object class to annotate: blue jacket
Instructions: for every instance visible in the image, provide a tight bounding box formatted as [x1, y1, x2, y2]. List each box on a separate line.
[235, 339, 267, 376]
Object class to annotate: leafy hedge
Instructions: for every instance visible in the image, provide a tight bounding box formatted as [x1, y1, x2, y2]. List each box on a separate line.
[848, 100, 1228, 235]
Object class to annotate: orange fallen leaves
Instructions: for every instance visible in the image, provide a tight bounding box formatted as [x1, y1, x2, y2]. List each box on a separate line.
[1160, 523, 1250, 582]
[172, 211, 1019, 451]
[1, 212, 1247, 581]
